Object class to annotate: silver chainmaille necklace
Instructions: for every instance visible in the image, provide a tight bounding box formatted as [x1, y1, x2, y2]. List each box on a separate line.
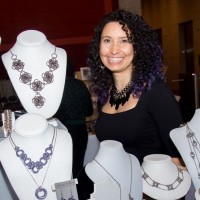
[9, 126, 57, 200]
[142, 165, 184, 190]
[9, 126, 56, 174]
[10, 47, 59, 108]
[186, 123, 200, 179]
[94, 154, 134, 200]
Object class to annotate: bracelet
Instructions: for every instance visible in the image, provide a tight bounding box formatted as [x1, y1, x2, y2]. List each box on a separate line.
[177, 165, 187, 171]
[3, 109, 13, 137]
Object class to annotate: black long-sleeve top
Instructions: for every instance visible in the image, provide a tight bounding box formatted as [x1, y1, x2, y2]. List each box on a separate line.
[95, 80, 183, 163]
[54, 77, 93, 124]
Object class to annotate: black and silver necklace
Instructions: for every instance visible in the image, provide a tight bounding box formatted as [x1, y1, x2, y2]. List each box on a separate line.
[9, 126, 57, 199]
[186, 123, 200, 178]
[94, 154, 134, 200]
[109, 81, 133, 110]
[10, 47, 59, 108]
[142, 165, 184, 191]
[186, 123, 200, 195]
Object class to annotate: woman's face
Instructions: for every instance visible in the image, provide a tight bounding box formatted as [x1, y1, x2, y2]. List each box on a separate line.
[99, 22, 134, 74]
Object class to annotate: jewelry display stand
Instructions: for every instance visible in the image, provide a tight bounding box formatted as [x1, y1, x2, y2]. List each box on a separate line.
[1, 29, 67, 119]
[142, 154, 191, 200]
[170, 108, 200, 199]
[85, 140, 143, 200]
[0, 113, 72, 200]
[0, 30, 72, 200]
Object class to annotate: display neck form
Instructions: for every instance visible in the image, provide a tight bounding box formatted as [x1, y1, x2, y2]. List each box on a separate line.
[170, 109, 200, 192]
[142, 154, 191, 200]
[17, 30, 47, 47]
[1, 30, 67, 119]
[0, 112, 73, 200]
[85, 140, 143, 200]
[14, 112, 48, 137]
[95, 140, 129, 163]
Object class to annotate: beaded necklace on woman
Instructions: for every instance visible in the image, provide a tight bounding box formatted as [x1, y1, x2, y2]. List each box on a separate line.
[109, 81, 133, 110]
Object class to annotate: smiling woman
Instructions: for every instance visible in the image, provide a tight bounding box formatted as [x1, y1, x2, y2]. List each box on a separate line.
[77, 9, 185, 200]
[87, 8, 183, 166]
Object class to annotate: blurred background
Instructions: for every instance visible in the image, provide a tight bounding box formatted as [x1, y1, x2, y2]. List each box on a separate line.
[0, 0, 200, 122]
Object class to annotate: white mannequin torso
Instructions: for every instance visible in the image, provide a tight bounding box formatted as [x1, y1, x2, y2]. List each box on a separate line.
[170, 108, 200, 198]
[1, 30, 67, 119]
[0, 30, 72, 200]
[0, 113, 72, 200]
[85, 140, 143, 200]
[142, 154, 191, 200]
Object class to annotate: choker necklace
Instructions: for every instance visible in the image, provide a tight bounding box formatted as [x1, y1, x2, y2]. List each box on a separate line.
[142, 166, 184, 191]
[186, 123, 200, 179]
[9, 126, 57, 199]
[9, 127, 56, 174]
[10, 47, 59, 108]
[94, 154, 133, 200]
[109, 81, 133, 110]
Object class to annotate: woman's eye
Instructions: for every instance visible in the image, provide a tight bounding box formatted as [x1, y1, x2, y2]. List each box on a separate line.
[103, 39, 111, 43]
[121, 39, 129, 43]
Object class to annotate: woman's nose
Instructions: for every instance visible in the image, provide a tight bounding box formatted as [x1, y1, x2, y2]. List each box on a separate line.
[110, 42, 120, 54]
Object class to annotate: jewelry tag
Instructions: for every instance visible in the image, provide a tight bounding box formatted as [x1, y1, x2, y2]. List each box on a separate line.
[55, 179, 79, 200]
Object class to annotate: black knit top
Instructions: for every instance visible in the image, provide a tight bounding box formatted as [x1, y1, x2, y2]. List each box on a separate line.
[54, 77, 93, 124]
[95, 80, 183, 163]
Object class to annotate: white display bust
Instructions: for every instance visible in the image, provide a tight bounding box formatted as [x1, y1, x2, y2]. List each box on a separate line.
[0, 113, 72, 200]
[142, 154, 191, 200]
[0, 30, 72, 200]
[1, 29, 67, 119]
[85, 140, 143, 200]
[170, 109, 200, 198]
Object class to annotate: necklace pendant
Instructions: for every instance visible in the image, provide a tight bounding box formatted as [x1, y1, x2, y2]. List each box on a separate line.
[35, 187, 47, 199]
[129, 194, 134, 200]
[32, 94, 46, 108]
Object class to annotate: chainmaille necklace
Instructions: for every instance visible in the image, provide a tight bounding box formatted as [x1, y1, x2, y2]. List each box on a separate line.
[94, 154, 133, 200]
[10, 47, 59, 108]
[186, 123, 200, 179]
[109, 81, 133, 110]
[9, 126, 57, 200]
[9, 126, 56, 174]
[141, 165, 184, 191]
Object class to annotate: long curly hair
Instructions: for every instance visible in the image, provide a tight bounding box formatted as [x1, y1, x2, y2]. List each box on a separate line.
[87, 9, 165, 106]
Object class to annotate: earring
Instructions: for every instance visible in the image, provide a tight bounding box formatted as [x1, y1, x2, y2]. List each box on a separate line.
[100, 65, 105, 70]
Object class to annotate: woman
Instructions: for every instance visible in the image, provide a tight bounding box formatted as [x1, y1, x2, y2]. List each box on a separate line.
[87, 9, 183, 166]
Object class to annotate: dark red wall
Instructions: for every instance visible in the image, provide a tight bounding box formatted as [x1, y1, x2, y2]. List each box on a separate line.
[0, 0, 118, 77]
